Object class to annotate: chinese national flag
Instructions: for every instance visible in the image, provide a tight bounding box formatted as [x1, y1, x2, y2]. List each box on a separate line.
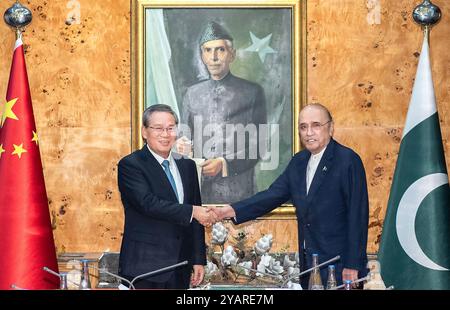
[0, 37, 59, 289]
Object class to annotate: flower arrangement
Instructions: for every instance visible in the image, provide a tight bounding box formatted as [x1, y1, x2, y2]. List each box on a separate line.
[204, 222, 300, 288]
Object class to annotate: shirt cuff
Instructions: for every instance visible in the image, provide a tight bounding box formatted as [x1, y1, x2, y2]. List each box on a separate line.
[218, 157, 228, 177]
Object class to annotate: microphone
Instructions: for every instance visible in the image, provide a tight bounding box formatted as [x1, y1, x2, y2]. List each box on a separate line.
[129, 260, 189, 289]
[43, 266, 60, 277]
[280, 255, 341, 288]
[43, 266, 78, 289]
[11, 284, 28, 290]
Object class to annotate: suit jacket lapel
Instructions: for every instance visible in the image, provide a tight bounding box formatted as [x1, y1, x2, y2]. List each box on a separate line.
[306, 139, 335, 202]
[140, 146, 179, 201]
[298, 155, 309, 199]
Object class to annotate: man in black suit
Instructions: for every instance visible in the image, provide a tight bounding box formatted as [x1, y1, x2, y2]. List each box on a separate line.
[211, 104, 369, 288]
[117, 104, 215, 289]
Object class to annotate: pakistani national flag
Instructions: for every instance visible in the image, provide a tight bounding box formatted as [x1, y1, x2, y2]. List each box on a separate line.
[378, 34, 450, 289]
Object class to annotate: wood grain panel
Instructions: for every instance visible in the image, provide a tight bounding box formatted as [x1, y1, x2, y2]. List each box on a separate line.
[0, 0, 448, 256]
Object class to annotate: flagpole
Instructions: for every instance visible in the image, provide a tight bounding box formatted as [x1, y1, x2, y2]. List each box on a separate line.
[412, 0, 441, 111]
[15, 28, 22, 40]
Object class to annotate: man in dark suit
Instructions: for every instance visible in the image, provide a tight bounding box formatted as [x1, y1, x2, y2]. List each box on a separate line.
[178, 21, 267, 204]
[211, 103, 369, 288]
[117, 104, 215, 289]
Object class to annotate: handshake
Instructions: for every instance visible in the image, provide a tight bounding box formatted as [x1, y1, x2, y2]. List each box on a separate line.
[192, 205, 236, 227]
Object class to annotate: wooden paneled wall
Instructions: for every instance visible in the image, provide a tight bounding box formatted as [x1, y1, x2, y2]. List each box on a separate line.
[0, 0, 130, 253]
[0, 0, 448, 254]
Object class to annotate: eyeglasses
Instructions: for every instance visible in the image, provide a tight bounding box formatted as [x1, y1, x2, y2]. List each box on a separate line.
[147, 126, 177, 135]
[298, 120, 332, 132]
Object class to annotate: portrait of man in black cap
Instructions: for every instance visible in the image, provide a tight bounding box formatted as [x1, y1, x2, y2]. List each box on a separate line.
[178, 21, 267, 204]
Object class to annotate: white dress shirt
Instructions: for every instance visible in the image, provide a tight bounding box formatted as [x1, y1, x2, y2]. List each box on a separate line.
[306, 146, 327, 195]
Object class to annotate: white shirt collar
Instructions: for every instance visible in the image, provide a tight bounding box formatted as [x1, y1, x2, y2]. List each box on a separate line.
[146, 144, 174, 166]
[310, 145, 327, 161]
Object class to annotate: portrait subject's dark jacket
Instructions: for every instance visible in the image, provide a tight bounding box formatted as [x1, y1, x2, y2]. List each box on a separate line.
[232, 138, 369, 285]
[117, 147, 205, 286]
[181, 73, 267, 204]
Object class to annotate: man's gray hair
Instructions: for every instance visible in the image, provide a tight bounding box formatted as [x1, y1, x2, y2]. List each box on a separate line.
[304, 103, 333, 122]
[142, 104, 179, 127]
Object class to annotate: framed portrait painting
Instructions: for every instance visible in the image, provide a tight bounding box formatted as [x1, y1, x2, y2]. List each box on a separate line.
[132, 0, 305, 215]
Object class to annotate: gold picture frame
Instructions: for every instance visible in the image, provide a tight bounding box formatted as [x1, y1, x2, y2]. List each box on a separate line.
[131, 0, 306, 218]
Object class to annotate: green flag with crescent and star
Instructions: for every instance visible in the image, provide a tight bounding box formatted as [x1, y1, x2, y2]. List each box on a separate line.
[378, 33, 450, 290]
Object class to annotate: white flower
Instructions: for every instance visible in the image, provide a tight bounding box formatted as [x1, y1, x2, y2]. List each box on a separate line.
[205, 261, 219, 276]
[254, 234, 273, 255]
[221, 245, 238, 267]
[287, 266, 300, 277]
[256, 254, 283, 278]
[237, 261, 253, 276]
[283, 255, 296, 268]
[256, 254, 272, 277]
[260, 254, 272, 266]
[286, 281, 303, 290]
[256, 260, 267, 277]
[211, 222, 228, 245]
[268, 259, 284, 275]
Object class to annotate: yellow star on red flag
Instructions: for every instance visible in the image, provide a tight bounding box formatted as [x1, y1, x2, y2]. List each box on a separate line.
[12, 143, 27, 159]
[32, 130, 39, 145]
[1, 98, 19, 127]
[0, 144, 5, 159]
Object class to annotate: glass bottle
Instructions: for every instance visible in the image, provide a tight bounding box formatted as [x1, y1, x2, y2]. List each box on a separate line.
[308, 253, 324, 290]
[79, 259, 91, 290]
[59, 272, 68, 290]
[344, 280, 352, 290]
[326, 265, 337, 290]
